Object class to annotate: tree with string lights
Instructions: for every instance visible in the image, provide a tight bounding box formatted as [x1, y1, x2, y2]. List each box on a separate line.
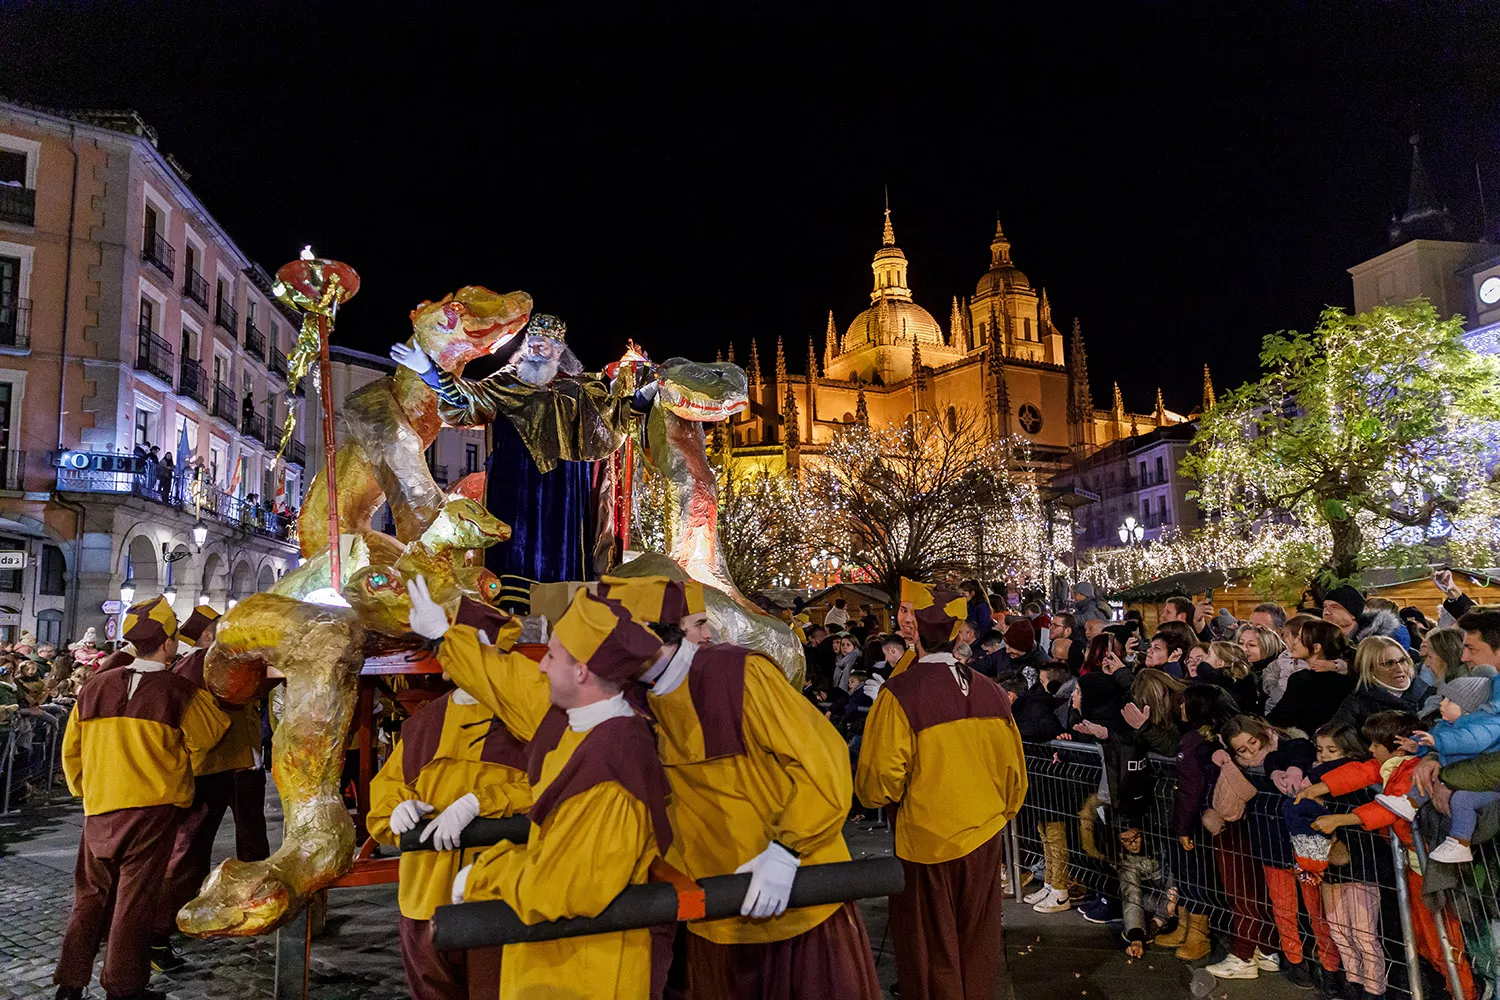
[1183, 299, 1500, 585]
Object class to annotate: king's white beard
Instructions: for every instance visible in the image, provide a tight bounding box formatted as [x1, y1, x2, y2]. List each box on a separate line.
[515, 356, 560, 387]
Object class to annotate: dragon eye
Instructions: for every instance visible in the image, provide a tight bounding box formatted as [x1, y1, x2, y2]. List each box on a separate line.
[371, 573, 387, 586]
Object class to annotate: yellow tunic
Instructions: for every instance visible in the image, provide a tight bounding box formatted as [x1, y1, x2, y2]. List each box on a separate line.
[64, 667, 231, 815]
[649, 648, 851, 945]
[855, 657, 1028, 864]
[192, 702, 260, 776]
[439, 625, 661, 999]
[368, 694, 533, 921]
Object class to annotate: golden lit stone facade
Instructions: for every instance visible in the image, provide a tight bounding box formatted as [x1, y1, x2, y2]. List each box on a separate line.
[722, 204, 1184, 472]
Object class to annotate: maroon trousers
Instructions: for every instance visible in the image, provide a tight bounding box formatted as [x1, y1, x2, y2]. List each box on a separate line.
[684, 902, 881, 999]
[230, 766, 271, 862]
[890, 830, 1008, 1000]
[153, 767, 272, 940]
[398, 915, 501, 1000]
[55, 804, 184, 996]
[1211, 822, 1274, 961]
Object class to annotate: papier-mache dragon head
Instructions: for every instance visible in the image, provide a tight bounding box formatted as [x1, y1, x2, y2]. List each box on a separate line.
[410, 286, 533, 373]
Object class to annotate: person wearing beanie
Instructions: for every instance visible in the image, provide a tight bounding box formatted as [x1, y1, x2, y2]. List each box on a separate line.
[410, 578, 671, 999]
[153, 604, 267, 967]
[1002, 619, 1049, 686]
[1070, 581, 1111, 627]
[54, 597, 231, 1000]
[1323, 583, 1407, 646]
[598, 575, 880, 997]
[1377, 675, 1500, 863]
[368, 595, 532, 1000]
[856, 578, 1028, 1000]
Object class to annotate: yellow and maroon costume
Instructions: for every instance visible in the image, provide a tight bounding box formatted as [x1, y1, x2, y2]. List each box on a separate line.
[55, 598, 230, 997]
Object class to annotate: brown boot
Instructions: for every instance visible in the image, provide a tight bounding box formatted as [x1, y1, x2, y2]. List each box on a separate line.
[1153, 914, 1189, 948]
[1175, 912, 1211, 961]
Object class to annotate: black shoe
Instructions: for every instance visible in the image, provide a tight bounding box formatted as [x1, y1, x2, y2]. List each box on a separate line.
[55, 988, 85, 1000]
[149, 942, 186, 973]
[1283, 960, 1315, 990]
[106, 992, 166, 1000]
[1317, 968, 1348, 999]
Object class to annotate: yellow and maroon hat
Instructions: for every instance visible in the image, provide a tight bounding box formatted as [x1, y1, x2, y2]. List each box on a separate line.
[178, 605, 221, 646]
[900, 577, 968, 645]
[122, 596, 179, 650]
[553, 588, 663, 684]
[597, 575, 705, 624]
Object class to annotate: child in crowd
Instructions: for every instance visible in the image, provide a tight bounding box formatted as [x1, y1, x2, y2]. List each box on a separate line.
[1203, 641, 1263, 714]
[1377, 675, 1500, 863]
[998, 671, 1063, 744]
[1182, 642, 1211, 678]
[1117, 825, 1178, 958]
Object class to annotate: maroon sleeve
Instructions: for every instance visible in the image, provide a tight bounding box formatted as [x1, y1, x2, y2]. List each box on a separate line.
[1172, 730, 1213, 838]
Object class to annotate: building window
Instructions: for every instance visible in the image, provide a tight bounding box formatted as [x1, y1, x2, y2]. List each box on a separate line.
[0, 149, 25, 186]
[946, 406, 957, 434]
[1159, 496, 1170, 524]
[0, 538, 21, 592]
[1024, 317, 1032, 340]
[36, 608, 62, 647]
[1155, 456, 1165, 483]
[140, 296, 155, 332]
[39, 544, 65, 596]
[1138, 461, 1146, 484]
[144, 204, 160, 242]
[135, 408, 151, 447]
[465, 443, 479, 474]
[1141, 501, 1150, 524]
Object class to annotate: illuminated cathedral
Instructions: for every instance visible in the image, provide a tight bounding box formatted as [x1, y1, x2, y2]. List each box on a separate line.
[720, 203, 1194, 473]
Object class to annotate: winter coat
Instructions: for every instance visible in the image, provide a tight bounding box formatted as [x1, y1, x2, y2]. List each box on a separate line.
[1070, 583, 1112, 627]
[1329, 676, 1433, 731]
[1261, 652, 1305, 712]
[1440, 749, 1500, 794]
[967, 597, 993, 635]
[1352, 608, 1406, 646]
[1133, 719, 1181, 758]
[1172, 728, 1220, 838]
[1418, 705, 1500, 764]
[1010, 683, 1063, 743]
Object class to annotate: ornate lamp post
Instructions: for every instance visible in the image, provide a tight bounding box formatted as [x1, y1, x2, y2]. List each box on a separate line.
[1118, 516, 1145, 546]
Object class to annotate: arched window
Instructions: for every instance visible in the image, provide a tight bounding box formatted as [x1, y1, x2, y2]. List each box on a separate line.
[36, 608, 63, 647]
[1024, 317, 1033, 341]
[947, 406, 958, 434]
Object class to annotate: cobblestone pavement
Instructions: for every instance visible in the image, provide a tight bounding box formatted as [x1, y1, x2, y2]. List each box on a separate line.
[2, 786, 1294, 1000]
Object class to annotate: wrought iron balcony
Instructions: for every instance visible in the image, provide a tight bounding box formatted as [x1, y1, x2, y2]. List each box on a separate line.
[142, 229, 175, 279]
[287, 439, 306, 466]
[269, 345, 288, 379]
[135, 325, 174, 384]
[244, 320, 266, 360]
[0, 185, 35, 226]
[183, 268, 209, 309]
[0, 297, 29, 350]
[215, 296, 237, 334]
[259, 413, 280, 448]
[212, 381, 237, 423]
[242, 409, 265, 443]
[177, 358, 209, 407]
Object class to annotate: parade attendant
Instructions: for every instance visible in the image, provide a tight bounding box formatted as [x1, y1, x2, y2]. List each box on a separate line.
[599, 575, 882, 999]
[369, 602, 534, 1000]
[411, 579, 671, 1000]
[151, 605, 269, 966]
[54, 598, 230, 1000]
[856, 578, 1029, 1000]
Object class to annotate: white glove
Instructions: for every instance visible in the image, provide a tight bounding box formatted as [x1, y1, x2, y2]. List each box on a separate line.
[735, 842, 800, 918]
[861, 675, 885, 700]
[452, 863, 472, 905]
[406, 575, 450, 640]
[389, 798, 434, 836]
[420, 792, 480, 851]
[389, 341, 434, 375]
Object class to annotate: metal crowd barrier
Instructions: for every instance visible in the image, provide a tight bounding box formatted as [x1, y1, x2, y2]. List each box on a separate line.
[1013, 739, 1499, 1000]
[0, 708, 68, 815]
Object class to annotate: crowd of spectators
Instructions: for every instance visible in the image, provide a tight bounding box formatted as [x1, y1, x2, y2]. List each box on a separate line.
[0, 627, 108, 803]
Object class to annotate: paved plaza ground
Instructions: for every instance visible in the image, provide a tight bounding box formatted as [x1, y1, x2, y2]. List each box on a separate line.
[2, 784, 1301, 1000]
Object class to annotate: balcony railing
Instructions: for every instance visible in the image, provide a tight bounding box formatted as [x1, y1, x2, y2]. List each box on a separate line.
[142, 229, 175, 279]
[215, 296, 237, 334]
[177, 358, 209, 407]
[0, 185, 35, 226]
[269, 345, 288, 379]
[54, 450, 297, 545]
[212, 381, 237, 423]
[242, 410, 265, 443]
[135, 325, 174, 384]
[0, 298, 29, 350]
[287, 439, 306, 466]
[244, 320, 266, 360]
[183, 268, 209, 309]
[259, 413, 280, 448]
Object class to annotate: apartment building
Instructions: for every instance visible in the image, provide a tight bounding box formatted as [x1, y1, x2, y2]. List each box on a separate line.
[0, 100, 314, 644]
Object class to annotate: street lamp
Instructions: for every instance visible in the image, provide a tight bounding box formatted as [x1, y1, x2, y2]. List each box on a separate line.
[192, 518, 208, 551]
[198, 594, 211, 606]
[1118, 516, 1145, 546]
[120, 576, 136, 605]
[163, 584, 178, 607]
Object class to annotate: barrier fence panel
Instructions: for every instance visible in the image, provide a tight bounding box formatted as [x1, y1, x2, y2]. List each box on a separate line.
[1017, 740, 1500, 1000]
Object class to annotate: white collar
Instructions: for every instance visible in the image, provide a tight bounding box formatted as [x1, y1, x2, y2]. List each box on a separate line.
[127, 659, 168, 699]
[918, 652, 958, 664]
[642, 640, 698, 696]
[452, 688, 479, 706]
[566, 692, 635, 732]
[918, 652, 968, 695]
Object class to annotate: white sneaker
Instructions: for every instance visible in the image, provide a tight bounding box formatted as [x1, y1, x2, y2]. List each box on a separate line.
[1429, 837, 1474, 864]
[1024, 883, 1055, 906]
[1205, 954, 1260, 980]
[1254, 948, 1281, 971]
[1032, 887, 1072, 913]
[1376, 793, 1418, 820]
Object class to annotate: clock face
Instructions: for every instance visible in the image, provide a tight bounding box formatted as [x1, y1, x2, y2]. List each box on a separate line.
[1480, 276, 1500, 305]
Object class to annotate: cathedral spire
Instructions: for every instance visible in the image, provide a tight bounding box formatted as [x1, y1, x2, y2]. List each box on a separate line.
[807, 336, 819, 381]
[950, 296, 965, 350]
[989, 216, 1012, 268]
[1390, 133, 1454, 244]
[883, 185, 895, 246]
[823, 311, 837, 370]
[748, 339, 762, 392]
[1155, 387, 1167, 427]
[989, 299, 1002, 355]
[1068, 318, 1095, 450]
[727, 341, 735, 365]
[855, 386, 869, 427]
[774, 335, 787, 384]
[1201, 364, 1216, 411]
[782, 382, 800, 452]
[991, 339, 1011, 436]
[715, 348, 723, 363]
[911, 338, 926, 393]
[1113, 381, 1125, 417]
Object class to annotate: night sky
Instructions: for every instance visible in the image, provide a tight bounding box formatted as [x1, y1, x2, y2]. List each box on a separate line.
[4, 5, 1499, 410]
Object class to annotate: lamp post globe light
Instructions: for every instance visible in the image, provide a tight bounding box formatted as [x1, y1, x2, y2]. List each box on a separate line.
[163, 584, 178, 607]
[1118, 516, 1144, 546]
[120, 577, 136, 605]
[192, 519, 208, 550]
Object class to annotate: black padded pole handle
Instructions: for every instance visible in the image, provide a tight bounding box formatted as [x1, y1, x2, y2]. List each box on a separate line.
[398, 815, 531, 853]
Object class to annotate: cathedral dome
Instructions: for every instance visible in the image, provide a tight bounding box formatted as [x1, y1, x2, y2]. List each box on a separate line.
[844, 299, 944, 351]
[974, 219, 1031, 297]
